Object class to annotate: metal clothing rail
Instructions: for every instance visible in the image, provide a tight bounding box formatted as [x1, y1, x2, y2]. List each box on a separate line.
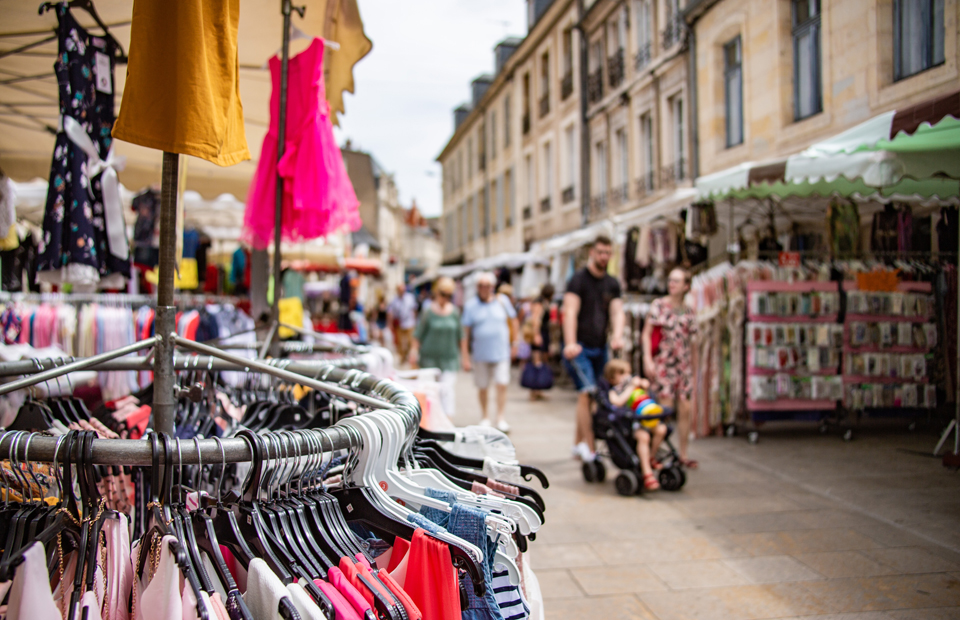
[0, 292, 243, 306]
[0, 363, 420, 466]
[0, 354, 363, 377]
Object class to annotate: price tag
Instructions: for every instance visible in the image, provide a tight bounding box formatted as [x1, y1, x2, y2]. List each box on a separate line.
[778, 251, 801, 267]
[94, 51, 112, 94]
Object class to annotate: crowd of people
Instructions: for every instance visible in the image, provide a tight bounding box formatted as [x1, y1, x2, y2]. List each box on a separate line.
[380, 234, 699, 488]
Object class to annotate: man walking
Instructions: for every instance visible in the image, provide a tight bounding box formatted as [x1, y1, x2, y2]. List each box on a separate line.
[461, 272, 518, 432]
[388, 283, 418, 366]
[563, 235, 624, 460]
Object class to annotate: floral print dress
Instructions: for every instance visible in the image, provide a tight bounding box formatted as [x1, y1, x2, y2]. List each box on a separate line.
[36, 4, 128, 288]
[648, 297, 698, 400]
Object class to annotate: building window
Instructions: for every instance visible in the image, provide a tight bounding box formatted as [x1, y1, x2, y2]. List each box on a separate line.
[671, 96, 686, 181]
[541, 141, 553, 212]
[563, 124, 576, 202]
[595, 141, 608, 198]
[491, 179, 499, 232]
[467, 137, 474, 180]
[724, 36, 743, 148]
[496, 176, 505, 232]
[615, 128, 628, 202]
[634, 0, 652, 69]
[639, 113, 655, 194]
[459, 203, 466, 246]
[457, 151, 463, 190]
[540, 51, 551, 117]
[483, 186, 490, 237]
[525, 154, 534, 218]
[490, 112, 497, 160]
[523, 73, 531, 134]
[504, 95, 511, 147]
[588, 41, 604, 103]
[562, 29, 574, 100]
[894, 0, 945, 81]
[506, 168, 515, 227]
[793, 0, 822, 120]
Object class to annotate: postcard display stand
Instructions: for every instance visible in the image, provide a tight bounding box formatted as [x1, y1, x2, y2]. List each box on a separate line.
[744, 281, 845, 442]
[842, 281, 938, 420]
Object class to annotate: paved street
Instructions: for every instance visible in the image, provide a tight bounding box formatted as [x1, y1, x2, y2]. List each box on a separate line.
[449, 371, 960, 620]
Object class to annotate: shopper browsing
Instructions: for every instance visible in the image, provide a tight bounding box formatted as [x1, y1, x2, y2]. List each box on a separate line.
[388, 283, 418, 367]
[409, 277, 462, 418]
[562, 235, 625, 461]
[461, 272, 518, 432]
[605, 359, 667, 491]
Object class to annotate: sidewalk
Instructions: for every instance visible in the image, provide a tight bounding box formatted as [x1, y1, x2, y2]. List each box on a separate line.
[449, 370, 960, 620]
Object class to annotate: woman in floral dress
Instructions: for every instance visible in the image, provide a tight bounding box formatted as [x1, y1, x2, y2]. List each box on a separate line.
[642, 267, 698, 468]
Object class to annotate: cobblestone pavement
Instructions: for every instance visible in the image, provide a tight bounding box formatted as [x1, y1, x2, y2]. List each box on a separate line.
[449, 371, 960, 620]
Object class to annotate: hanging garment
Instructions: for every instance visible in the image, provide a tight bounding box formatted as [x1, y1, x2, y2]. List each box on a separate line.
[938, 207, 958, 251]
[5, 542, 60, 619]
[912, 215, 932, 253]
[243, 38, 361, 249]
[131, 189, 160, 268]
[828, 200, 860, 258]
[113, 0, 249, 166]
[36, 4, 130, 288]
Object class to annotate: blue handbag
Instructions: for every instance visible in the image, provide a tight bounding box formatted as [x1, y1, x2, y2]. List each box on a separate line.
[520, 360, 553, 390]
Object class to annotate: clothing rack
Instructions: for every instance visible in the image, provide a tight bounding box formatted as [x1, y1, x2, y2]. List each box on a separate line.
[0, 361, 419, 467]
[0, 292, 242, 306]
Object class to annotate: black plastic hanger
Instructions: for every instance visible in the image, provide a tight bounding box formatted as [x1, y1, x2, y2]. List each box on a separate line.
[39, 0, 128, 63]
[415, 437, 550, 488]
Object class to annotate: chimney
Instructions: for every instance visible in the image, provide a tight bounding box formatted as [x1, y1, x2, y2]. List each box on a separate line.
[454, 104, 471, 130]
[471, 75, 494, 108]
[494, 38, 523, 74]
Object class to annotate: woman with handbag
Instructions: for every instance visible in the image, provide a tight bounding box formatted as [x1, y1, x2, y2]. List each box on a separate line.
[409, 277, 462, 418]
[522, 284, 555, 401]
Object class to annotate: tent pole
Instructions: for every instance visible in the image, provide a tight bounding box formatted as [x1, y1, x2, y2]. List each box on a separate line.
[153, 151, 181, 435]
[271, 0, 305, 349]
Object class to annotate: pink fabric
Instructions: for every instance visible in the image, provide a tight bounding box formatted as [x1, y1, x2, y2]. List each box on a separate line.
[210, 593, 231, 620]
[243, 38, 360, 249]
[327, 566, 373, 617]
[313, 579, 362, 620]
[105, 513, 133, 620]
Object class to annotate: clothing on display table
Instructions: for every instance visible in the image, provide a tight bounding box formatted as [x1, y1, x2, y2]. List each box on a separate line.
[243, 38, 361, 249]
[113, 0, 249, 166]
[37, 4, 130, 289]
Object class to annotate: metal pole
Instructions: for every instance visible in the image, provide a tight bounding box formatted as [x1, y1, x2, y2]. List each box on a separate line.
[0, 337, 159, 396]
[272, 0, 299, 327]
[0, 427, 358, 466]
[0, 354, 364, 377]
[154, 152, 181, 436]
[172, 335, 396, 411]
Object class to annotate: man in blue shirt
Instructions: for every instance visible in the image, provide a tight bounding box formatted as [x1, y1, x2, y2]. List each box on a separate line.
[461, 272, 518, 432]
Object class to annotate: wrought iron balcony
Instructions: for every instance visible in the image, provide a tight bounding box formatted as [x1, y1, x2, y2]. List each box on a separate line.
[539, 93, 550, 118]
[659, 157, 686, 187]
[540, 196, 551, 213]
[635, 42, 652, 70]
[478, 153, 485, 171]
[662, 13, 687, 50]
[562, 186, 575, 204]
[589, 192, 607, 219]
[635, 171, 656, 197]
[609, 184, 628, 207]
[607, 48, 624, 88]
[587, 69, 603, 104]
[561, 72, 574, 100]
[522, 111, 531, 135]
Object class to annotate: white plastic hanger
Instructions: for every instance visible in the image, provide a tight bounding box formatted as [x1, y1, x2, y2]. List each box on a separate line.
[261, 24, 341, 70]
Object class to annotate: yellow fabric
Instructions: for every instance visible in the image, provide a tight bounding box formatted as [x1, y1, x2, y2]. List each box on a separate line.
[322, 0, 373, 125]
[114, 0, 250, 166]
[0, 224, 19, 251]
[278, 297, 304, 338]
[145, 258, 199, 289]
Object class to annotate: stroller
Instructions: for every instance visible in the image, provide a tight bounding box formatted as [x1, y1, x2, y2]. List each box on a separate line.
[581, 378, 687, 495]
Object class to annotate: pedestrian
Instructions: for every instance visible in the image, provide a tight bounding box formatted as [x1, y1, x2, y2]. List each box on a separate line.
[526, 283, 555, 401]
[408, 277, 462, 418]
[461, 271, 519, 432]
[562, 235, 624, 461]
[641, 266, 699, 469]
[387, 283, 418, 367]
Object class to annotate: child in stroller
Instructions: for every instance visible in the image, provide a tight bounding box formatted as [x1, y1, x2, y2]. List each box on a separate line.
[581, 359, 687, 495]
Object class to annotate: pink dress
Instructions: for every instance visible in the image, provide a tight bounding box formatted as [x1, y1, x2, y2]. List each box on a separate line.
[244, 38, 361, 249]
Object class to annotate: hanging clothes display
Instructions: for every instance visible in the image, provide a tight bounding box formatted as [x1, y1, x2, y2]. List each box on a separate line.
[36, 4, 130, 289]
[243, 38, 361, 249]
[113, 0, 249, 166]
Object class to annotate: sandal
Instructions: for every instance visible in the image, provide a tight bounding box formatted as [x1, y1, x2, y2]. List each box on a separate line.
[643, 473, 660, 491]
[650, 458, 664, 471]
[680, 458, 699, 469]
